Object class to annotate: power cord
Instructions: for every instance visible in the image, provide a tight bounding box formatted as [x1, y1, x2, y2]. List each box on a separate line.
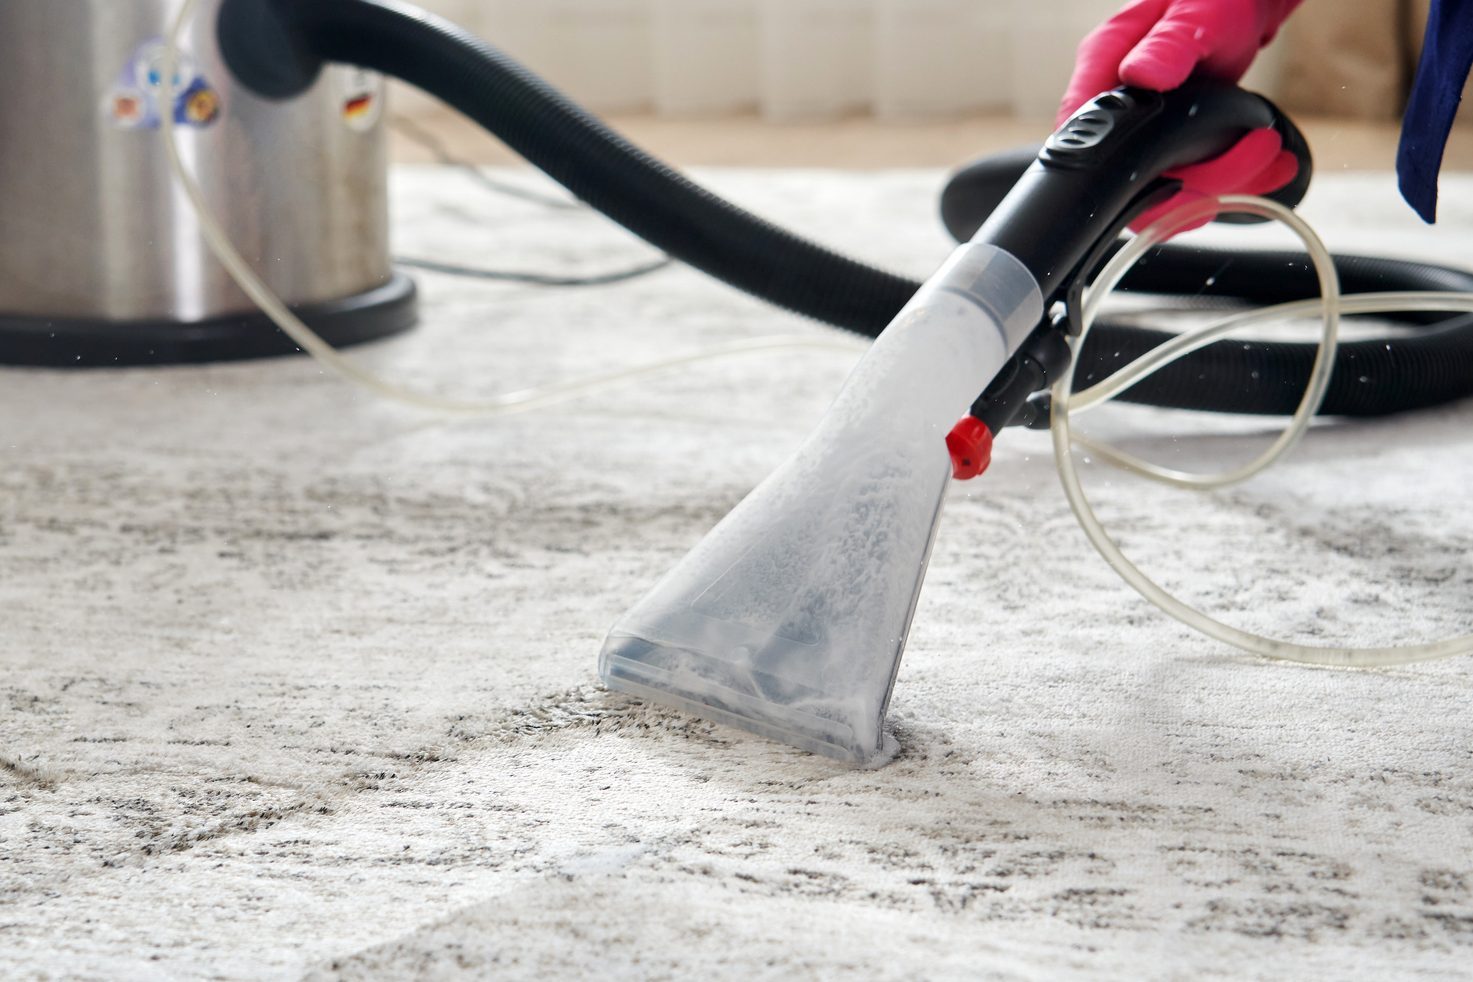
[390, 114, 677, 287]
[394, 255, 673, 287]
[389, 113, 581, 210]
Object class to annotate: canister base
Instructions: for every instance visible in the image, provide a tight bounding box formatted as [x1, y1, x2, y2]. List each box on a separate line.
[0, 274, 417, 367]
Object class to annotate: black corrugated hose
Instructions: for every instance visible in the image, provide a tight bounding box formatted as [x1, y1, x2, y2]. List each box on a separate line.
[1088, 247, 1473, 417]
[247, 0, 1473, 419]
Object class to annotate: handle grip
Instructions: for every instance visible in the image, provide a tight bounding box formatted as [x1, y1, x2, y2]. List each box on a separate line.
[941, 82, 1313, 290]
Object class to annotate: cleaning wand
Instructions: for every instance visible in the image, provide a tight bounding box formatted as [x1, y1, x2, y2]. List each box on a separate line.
[597, 85, 1317, 763]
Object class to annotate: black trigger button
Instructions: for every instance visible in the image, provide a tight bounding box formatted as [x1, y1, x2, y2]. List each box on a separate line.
[1045, 104, 1118, 158]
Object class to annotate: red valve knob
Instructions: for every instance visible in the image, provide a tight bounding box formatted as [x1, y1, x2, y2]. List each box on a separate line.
[946, 416, 993, 481]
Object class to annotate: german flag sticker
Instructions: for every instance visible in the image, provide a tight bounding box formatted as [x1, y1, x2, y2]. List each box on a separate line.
[336, 67, 384, 133]
[344, 94, 374, 120]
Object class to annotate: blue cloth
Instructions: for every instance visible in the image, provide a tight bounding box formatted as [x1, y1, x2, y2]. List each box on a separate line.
[1398, 0, 1473, 223]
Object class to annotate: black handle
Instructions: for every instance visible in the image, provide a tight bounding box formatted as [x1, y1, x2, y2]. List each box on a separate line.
[949, 82, 1313, 299]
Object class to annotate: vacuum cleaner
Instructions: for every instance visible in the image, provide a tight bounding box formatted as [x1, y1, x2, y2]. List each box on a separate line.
[52, 0, 1473, 761]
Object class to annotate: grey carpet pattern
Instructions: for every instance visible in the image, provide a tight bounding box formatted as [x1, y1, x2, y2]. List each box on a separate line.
[3, 168, 1473, 979]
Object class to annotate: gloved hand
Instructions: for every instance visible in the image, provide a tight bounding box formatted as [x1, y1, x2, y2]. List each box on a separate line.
[1058, 0, 1305, 232]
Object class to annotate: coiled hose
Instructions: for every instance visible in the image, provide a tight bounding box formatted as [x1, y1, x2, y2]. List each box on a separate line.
[227, 0, 1473, 419]
[1089, 248, 1473, 417]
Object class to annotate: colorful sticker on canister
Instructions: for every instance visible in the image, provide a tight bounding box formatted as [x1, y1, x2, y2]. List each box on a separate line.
[104, 39, 221, 131]
[334, 67, 384, 133]
[109, 87, 149, 129]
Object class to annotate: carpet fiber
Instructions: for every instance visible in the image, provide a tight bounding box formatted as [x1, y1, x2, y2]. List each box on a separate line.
[3, 167, 1473, 979]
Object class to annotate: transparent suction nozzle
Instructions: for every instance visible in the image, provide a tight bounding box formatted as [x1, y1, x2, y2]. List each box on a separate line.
[600, 243, 1043, 762]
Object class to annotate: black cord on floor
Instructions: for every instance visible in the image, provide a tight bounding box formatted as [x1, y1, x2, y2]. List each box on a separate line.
[395, 255, 673, 286]
[391, 114, 581, 210]
[390, 114, 676, 286]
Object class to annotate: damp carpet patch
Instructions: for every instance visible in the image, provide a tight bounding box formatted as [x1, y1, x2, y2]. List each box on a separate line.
[3, 167, 1473, 979]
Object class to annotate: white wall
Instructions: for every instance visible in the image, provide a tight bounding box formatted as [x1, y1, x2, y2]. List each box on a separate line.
[393, 0, 1283, 120]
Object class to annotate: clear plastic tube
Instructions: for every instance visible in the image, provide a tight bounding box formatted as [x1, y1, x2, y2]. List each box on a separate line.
[1070, 291, 1473, 414]
[1069, 196, 1342, 490]
[160, 0, 863, 417]
[1053, 194, 1473, 667]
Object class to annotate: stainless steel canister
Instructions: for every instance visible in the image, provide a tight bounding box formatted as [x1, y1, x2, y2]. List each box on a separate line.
[0, 0, 414, 363]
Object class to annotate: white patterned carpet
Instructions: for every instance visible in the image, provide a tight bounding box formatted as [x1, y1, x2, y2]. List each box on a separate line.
[3, 166, 1473, 980]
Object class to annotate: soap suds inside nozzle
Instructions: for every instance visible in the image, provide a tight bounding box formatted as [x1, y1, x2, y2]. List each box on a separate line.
[600, 244, 1046, 763]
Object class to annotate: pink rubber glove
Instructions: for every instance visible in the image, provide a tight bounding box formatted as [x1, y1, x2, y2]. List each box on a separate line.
[1058, 0, 1305, 232]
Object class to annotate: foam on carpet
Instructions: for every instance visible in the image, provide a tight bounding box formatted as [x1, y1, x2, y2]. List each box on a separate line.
[3, 167, 1473, 979]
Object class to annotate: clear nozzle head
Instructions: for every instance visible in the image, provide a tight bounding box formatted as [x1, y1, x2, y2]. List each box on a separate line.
[599, 451, 950, 762]
[600, 243, 1044, 762]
